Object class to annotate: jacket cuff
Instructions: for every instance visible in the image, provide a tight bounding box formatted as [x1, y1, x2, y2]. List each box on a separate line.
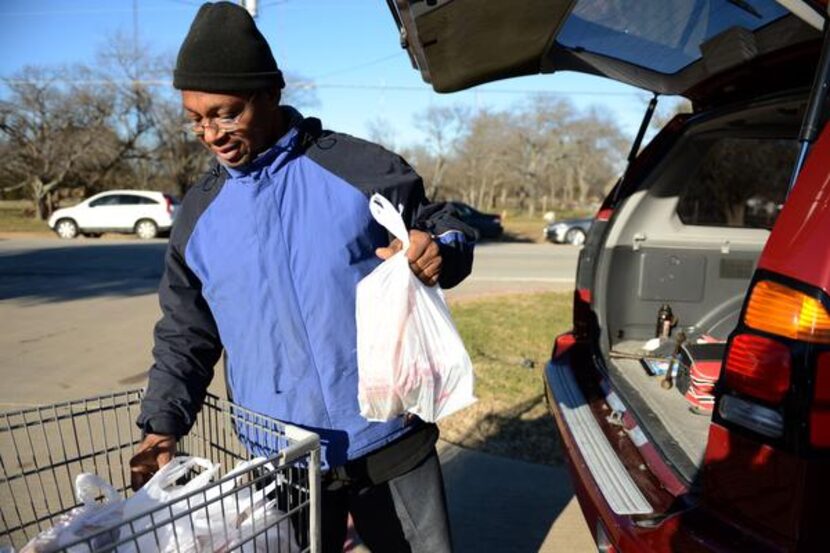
[436, 238, 474, 289]
[138, 416, 185, 439]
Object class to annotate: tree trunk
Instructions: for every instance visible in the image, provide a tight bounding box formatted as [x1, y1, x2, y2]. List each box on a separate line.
[29, 177, 60, 220]
[429, 157, 445, 199]
[726, 203, 746, 226]
[28, 177, 46, 220]
[35, 195, 49, 221]
[576, 165, 588, 204]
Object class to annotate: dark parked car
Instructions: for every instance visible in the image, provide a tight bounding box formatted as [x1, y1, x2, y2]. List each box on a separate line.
[389, 1, 829, 551]
[544, 217, 593, 245]
[449, 201, 503, 239]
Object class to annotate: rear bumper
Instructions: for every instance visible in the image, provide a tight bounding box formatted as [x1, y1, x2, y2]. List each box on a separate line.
[544, 334, 785, 553]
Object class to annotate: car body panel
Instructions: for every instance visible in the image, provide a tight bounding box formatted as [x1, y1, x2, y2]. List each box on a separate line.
[757, 123, 830, 294]
[389, 0, 820, 100]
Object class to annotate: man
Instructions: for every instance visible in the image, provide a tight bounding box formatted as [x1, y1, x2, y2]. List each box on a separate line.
[129, 2, 475, 552]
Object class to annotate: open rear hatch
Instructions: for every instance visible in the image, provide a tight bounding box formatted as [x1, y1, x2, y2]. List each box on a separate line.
[388, 0, 820, 105]
[388, 0, 825, 492]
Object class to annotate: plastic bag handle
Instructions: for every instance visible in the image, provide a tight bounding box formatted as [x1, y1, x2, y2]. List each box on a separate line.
[210, 457, 273, 498]
[369, 193, 409, 249]
[141, 456, 219, 501]
[74, 473, 121, 505]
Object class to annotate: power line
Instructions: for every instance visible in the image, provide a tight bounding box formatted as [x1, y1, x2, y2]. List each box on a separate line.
[312, 53, 404, 80]
[0, 78, 645, 98]
[260, 0, 294, 8]
[309, 83, 644, 98]
[0, 6, 195, 16]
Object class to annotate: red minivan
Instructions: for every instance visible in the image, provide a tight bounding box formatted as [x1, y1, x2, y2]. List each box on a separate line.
[388, 0, 830, 550]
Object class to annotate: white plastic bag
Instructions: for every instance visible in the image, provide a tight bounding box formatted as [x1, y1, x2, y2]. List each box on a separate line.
[356, 193, 477, 422]
[17, 456, 294, 553]
[118, 456, 219, 553]
[21, 473, 124, 553]
[156, 458, 296, 553]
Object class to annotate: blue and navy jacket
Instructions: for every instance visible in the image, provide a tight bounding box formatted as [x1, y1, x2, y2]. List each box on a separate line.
[137, 108, 476, 468]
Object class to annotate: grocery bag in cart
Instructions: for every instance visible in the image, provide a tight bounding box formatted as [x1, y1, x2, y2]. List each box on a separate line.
[0, 390, 321, 553]
[18, 473, 125, 553]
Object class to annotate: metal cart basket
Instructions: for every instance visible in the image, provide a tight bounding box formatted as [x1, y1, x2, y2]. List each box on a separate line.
[0, 390, 320, 552]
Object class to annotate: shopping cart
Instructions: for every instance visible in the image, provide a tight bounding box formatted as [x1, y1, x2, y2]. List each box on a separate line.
[0, 390, 321, 552]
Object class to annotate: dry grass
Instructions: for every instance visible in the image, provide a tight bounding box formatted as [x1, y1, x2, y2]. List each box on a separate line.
[0, 201, 49, 233]
[501, 214, 548, 243]
[499, 209, 592, 243]
[443, 292, 573, 465]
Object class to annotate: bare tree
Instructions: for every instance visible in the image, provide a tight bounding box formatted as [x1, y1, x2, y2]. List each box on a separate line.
[651, 97, 693, 131]
[0, 32, 169, 219]
[404, 95, 628, 215]
[366, 116, 397, 152]
[0, 66, 118, 219]
[415, 105, 469, 199]
[1, 30, 322, 215]
[455, 109, 513, 208]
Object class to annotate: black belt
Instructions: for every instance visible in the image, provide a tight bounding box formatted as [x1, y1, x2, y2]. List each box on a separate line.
[324, 422, 439, 491]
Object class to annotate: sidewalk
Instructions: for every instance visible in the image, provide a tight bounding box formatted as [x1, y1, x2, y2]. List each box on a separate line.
[346, 441, 594, 553]
[439, 441, 594, 553]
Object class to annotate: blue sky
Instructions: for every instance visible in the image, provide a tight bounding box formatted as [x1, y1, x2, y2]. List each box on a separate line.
[0, 0, 674, 148]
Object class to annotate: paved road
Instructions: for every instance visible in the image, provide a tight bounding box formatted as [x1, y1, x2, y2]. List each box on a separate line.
[0, 236, 591, 552]
[0, 238, 579, 405]
[451, 241, 579, 300]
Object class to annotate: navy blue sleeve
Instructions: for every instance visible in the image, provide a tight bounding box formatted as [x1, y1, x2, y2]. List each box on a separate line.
[305, 130, 476, 288]
[137, 169, 225, 438]
[392, 179, 476, 289]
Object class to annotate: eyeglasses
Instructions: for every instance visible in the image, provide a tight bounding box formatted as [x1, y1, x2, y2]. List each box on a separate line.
[181, 94, 255, 137]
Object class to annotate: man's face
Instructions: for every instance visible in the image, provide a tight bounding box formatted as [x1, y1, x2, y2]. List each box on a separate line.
[181, 90, 279, 168]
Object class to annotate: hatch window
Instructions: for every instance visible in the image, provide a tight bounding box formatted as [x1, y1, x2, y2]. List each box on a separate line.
[557, 0, 789, 74]
[676, 136, 798, 229]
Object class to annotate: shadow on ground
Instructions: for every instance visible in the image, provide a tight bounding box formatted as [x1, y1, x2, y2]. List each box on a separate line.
[492, 231, 535, 244]
[438, 394, 575, 552]
[441, 439, 576, 552]
[0, 242, 167, 302]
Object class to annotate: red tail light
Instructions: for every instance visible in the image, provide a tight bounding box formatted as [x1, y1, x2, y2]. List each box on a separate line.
[744, 280, 830, 343]
[596, 208, 613, 222]
[723, 334, 791, 404]
[810, 352, 830, 447]
[164, 195, 174, 215]
[573, 288, 593, 341]
[719, 278, 830, 447]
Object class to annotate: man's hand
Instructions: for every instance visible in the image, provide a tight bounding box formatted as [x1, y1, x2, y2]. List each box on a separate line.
[129, 433, 177, 491]
[376, 230, 442, 286]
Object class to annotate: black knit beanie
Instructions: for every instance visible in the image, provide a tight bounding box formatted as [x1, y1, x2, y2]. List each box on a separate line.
[174, 1, 285, 92]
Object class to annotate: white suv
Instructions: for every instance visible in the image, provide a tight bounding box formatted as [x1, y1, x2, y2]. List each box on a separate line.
[48, 190, 179, 240]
